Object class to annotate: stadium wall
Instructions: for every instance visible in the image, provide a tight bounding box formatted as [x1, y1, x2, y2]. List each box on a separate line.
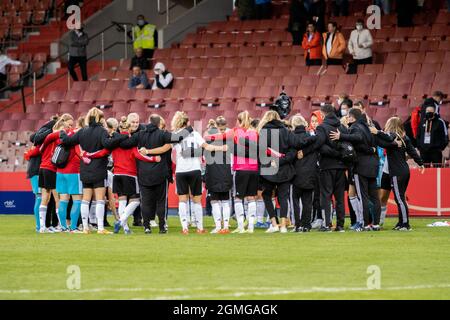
[0, 169, 449, 216]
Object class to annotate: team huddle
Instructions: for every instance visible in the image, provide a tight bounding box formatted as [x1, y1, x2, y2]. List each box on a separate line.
[25, 101, 425, 235]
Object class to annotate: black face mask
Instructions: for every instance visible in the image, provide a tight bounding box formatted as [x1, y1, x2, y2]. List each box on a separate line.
[425, 112, 435, 120]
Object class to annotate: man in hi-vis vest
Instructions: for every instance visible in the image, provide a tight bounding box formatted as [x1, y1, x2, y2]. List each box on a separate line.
[132, 15, 157, 59]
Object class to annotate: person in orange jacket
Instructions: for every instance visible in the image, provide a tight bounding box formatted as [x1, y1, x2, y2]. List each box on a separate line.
[301, 22, 322, 66]
[322, 21, 346, 66]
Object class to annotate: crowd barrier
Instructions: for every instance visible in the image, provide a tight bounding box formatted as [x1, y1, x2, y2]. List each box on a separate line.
[0, 168, 449, 216]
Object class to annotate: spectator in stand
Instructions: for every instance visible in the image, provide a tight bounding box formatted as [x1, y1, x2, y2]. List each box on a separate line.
[0, 50, 21, 91]
[308, 0, 326, 32]
[68, 25, 89, 82]
[448, 0, 450, 12]
[151, 62, 173, 90]
[322, 21, 346, 66]
[348, 19, 373, 65]
[374, 0, 390, 14]
[302, 22, 322, 65]
[397, 0, 415, 27]
[129, 47, 150, 70]
[255, 0, 272, 19]
[128, 66, 150, 90]
[421, 91, 444, 117]
[332, 0, 349, 16]
[416, 104, 449, 167]
[236, 0, 256, 20]
[132, 15, 157, 59]
[289, 0, 308, 46]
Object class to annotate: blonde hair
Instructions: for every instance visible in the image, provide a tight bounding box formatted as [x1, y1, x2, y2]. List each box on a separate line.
[340, 115, 350, 128]
[106, 117, 119, 131]
[290, 114, 308, 128]
[171, 111, 189, 130]
[119, 116, 130, 131]
[237, 111, 251, 130]
[53, 113, 73, 131]
[127, 112, 139, 123]
[77, 116, 85, 129]
[159, 116, 166, 130]
[257, 110, 281, 132]
[207, 119, 217, 130]
[385, 116, 406, 147]
[85, 107, 104, 126]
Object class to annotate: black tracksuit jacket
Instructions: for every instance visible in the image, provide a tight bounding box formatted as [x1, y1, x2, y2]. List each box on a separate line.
[339, 118, 379, 178]
[27, 120, 55, 179]
[291, 125, 318, 190]
[60, 121, 127, 183]
[259, 119, 314, 184]
[120, 124, 191, 187]
[313, 114, 349, 171]
[376, 132, 424, 177]
[416, 115, 449, 152]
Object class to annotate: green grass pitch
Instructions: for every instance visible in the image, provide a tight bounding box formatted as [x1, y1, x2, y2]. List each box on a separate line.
[0, 215, 449, 300]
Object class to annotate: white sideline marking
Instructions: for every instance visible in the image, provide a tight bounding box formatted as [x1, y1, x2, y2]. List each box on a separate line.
[149, 284, 450, 300]
[1, 284, 450, 298]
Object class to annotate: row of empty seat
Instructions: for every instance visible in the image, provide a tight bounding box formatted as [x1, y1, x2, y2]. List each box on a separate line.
[154, 40, 450, 61]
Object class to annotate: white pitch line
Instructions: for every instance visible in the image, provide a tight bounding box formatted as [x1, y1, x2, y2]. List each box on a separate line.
[149, 284, 450, 300]
[1, 284, 450, 298]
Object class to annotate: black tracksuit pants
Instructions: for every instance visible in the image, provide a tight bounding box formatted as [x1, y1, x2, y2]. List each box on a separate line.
[319, 169, 346, 228]
[354, 174, 381, 226]
[68, 56, 88, 81]
[140, 182, 167, 230]
[391, 174, 410, 225]
[262, 180, 291, 220]
[419, 149, 442, 167]
[292, 185, 313, 229]
[312, 176, 321, 220]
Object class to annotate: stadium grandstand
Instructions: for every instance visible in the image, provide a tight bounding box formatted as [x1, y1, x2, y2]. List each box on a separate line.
[0, 0, 448, 172]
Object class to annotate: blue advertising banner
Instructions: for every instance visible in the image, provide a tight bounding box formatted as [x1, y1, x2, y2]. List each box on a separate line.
[0, 192, 34, 214]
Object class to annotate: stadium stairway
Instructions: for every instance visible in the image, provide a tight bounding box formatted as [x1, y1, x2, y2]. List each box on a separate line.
[0, 0, 113, 107]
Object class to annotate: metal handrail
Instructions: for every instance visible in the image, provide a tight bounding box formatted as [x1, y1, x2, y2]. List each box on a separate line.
[157, 0, 200, 25]
[0, 40, 133, 113]
[0, 21, 134, 97]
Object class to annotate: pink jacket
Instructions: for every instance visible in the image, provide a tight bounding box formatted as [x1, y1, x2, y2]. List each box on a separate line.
[204, 127, 259, 172]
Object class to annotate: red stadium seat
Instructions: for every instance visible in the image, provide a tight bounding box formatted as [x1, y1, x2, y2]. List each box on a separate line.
[382, 63, 402, 73]
[375, 73, 395, 84]
[395, 73, 415, 84]
[294, 84, 316, 99]
[64, 90, 83, 103]
[390, 83, 412, 97]
[254, 67, 273, 77]
[371, 83, 392, 98]
[45, 90, 66, 103]
[228, 76, 246, 87]
[405, 52, 425, 64]
[60, 102, 76, 114]
[300, 75, 319, 86]
[402, 63, 421, 73]
[209, 78, 228, 88]
[410, 82, 432, 98]
[221, 87, 241, 101]
[204, 88, 223, 102]
[385, 52, 406, 64]
[88, 81, 106, 91]
[71, 81, 89, 91]
[80, 90, 99, 103]
[167, 88, 188, 101]
[239, 86, 258, 100]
